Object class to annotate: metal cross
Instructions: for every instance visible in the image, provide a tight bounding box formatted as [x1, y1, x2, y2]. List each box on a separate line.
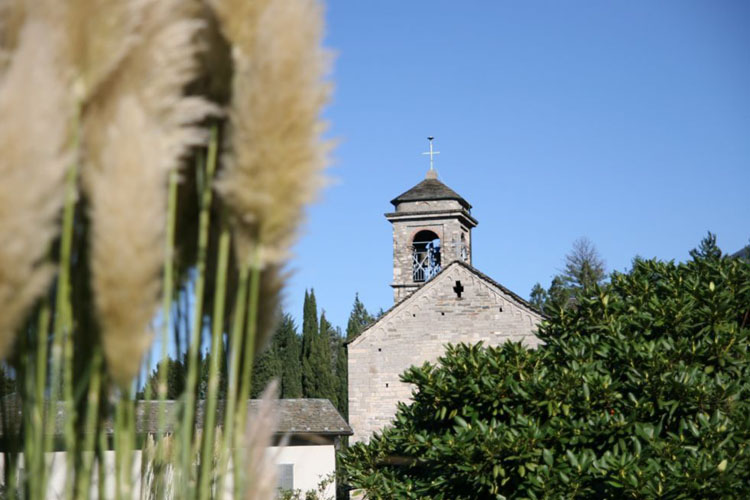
[422, 136, 440, 171]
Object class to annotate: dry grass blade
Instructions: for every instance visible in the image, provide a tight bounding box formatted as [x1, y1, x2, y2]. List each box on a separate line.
[244, 379, 279, 500]
[83, 0, 214, 385]
[213, 0, 332, 269]
[0, 7, 73, 359]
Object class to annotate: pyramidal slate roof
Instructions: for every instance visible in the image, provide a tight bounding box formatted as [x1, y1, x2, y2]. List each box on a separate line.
[390, 172, 471, 210]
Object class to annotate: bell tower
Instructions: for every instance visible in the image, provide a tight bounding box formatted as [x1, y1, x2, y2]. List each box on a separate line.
[385, 140, 477, 302]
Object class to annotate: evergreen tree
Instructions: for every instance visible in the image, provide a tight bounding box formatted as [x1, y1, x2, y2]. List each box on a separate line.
[301, 289, 319, 397]
[562, 236, 606, 291]
[345, 293, 374, 341]
[198, 349, 226, 400]
[251, 340, 282, 398]
[277, 314, 303, 398]
[141, 356, 186, 400]
[334, 339, 348, 419]
[529, 282, 547, 311]
[312, 311, 337, 404]
[530, 237, 606, 313]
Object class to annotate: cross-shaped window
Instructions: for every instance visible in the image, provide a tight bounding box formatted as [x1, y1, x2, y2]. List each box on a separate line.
[453, 280, 464, 298]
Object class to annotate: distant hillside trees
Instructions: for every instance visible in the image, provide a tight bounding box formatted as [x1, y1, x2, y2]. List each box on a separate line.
[343, 235, 750, 498]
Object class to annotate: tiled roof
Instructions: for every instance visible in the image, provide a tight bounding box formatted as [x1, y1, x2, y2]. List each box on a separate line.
[269, 399, 351, 435]
[391, 178, 471, 209]
[0, 396, 351, 438]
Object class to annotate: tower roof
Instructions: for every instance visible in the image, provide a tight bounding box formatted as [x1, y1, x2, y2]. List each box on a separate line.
[390, 173, 471, 209]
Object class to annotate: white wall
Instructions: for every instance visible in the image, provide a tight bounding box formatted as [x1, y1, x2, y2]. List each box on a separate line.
[1, 442, 338, 499]
[268, 444, 336, 497]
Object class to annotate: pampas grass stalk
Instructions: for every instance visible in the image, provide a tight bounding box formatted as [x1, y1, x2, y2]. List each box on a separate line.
[158, 169, 180, 434]
[216, 265, 249, 495]
[45, 111, 80, 500]
[29, 303, 50, 500]
[180, 129, 219, 497]
[114, 396, 136, 499]
[74, 347, 103, 500]
[234, 254, 262, 497]
[198, 216, 231, 500]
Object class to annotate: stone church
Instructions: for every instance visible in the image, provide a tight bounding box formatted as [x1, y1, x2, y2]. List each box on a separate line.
[347, 165, 544, 444]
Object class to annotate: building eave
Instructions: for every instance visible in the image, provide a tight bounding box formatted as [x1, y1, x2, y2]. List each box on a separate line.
[384, 209, 478, 228]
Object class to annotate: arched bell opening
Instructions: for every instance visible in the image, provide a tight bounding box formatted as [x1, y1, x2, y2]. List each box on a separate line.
[412, 230, 441, 282]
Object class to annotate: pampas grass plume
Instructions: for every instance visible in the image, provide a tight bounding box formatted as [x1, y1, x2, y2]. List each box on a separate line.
[213, 0, 332, 269]
[0, 3, 73, 358]
[82, 0, 213, 385]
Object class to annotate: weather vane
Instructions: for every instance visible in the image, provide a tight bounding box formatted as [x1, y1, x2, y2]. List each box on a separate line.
[422, 136, 440, 171]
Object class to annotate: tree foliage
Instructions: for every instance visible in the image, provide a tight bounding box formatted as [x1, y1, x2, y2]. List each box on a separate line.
[141, 357, 186, 400]
[562, 237, 606, 291]
[251, 313, 303, 398]
[531, 237, 606, 313]
[309, 311, 337, 403]
[278, 313, 303, 398]
[251, 340, 282, 399]
[346, 293, 374, 341]
[302, 289, 320, 396]
[343, 236, 750, 498]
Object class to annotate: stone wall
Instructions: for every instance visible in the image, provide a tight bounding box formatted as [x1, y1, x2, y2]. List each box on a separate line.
[348, 263, 542, 444]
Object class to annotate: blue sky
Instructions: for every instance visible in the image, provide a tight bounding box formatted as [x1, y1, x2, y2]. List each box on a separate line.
[283, 0, 750, 332]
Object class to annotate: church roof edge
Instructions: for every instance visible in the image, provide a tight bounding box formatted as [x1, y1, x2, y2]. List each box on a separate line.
[345, 260, 545, 346]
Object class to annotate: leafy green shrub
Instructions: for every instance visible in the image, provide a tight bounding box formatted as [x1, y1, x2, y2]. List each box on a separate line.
[278, 473, 335, 500]
[342, 237, 750, 498]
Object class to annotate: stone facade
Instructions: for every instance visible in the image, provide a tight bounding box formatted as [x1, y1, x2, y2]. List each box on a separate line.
[347, 171, 543, 445]
[348, 261, 542, 444]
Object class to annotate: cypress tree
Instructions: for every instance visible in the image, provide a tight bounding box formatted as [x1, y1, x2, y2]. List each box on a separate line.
[301, 289, 319, 397]
[312, 311, 337, 404]
[335, 338, 348, 419]
[277, 313, 302, 398]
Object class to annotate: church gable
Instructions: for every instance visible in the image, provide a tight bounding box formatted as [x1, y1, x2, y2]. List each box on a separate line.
[347, 261, 543, 443]
[348, 260, 542, 349]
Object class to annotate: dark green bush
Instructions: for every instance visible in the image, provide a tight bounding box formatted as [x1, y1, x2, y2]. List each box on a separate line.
[342, 237, 750, 499]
